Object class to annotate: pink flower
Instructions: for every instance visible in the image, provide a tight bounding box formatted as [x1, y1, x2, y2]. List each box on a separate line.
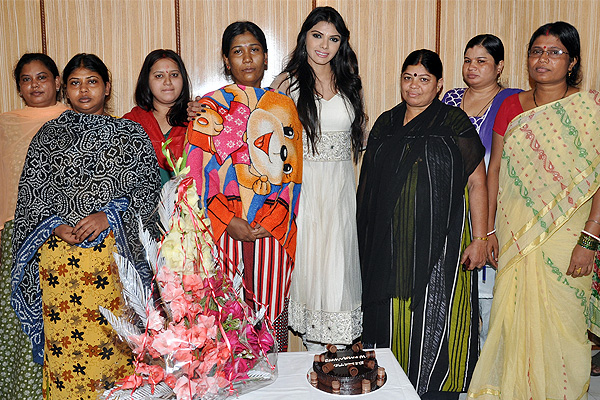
[256, 324, 275, 350]
[152, 329, 184, 355]
[169, 321, 188, 338]
[202, 340, 231, 367]
[135, 363, 165, 393]
[205, 276, 224, 297]
[179, 359, 200, 377]
[146, 308, 165, 332]
[173, 347, 195, 363]
[128, 333, 161, 359]
[173, 376, 200, 400]
[161, 281, 186, 303]
[245, 323, 274, 354]
[224, 357, 250, 381]
[117, 373, 143, 390]
[128, 333, 148, 355]
[196, 376, 220, 396]
[186, 301, 203, 321]
[182, 274, 203, 293]
[164, 373, 177, 388]
[156, 265, 181, 287]
[197, 315, 217, 339]
[221, 300, 244, 322]
[224, 330, 246, 354]
[170, 295, 191, 322]
[187, 324, 208, 349]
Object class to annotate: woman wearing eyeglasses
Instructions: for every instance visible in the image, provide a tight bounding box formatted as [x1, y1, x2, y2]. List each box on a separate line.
[467, 21, 600, 399]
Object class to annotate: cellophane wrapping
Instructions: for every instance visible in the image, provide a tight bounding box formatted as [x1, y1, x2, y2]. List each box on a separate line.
[100, 156, 277, 400]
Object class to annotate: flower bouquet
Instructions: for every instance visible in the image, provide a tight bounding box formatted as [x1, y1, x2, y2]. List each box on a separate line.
[100, 151, 277, 400]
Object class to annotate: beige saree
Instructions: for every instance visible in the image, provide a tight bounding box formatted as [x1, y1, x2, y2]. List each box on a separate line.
[468, 90, 600, 400]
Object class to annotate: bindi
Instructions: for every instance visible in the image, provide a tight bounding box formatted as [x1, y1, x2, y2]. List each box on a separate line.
[413, 73, 417, 77]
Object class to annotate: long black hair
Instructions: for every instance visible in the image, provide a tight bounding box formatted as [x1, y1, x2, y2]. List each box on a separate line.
[134, 49, 191, 127]
[528, 21, 581, 87]
[14, 53, 61, 101]
[283, 6, 366, 163]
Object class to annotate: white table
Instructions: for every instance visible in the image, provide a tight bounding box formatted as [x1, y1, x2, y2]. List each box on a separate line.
[239, 348, 421, 399]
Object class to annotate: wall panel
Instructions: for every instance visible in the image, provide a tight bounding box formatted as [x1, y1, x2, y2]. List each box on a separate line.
[0, 0, 43, 113]
[44, 0, 177, 116]
[2, 0, 600, 128]
[318, 0, 437, 128]
[179, 0, 311, 98]
[439, 0, 600, 93]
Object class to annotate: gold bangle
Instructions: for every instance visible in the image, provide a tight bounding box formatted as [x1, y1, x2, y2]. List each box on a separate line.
[473, 236, 489, 241]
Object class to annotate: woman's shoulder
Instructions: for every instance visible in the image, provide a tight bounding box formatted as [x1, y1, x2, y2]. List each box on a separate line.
[122, 105, 146, 122]
[0, 103, 68, 124]
[497, 92, 524, 117]
[369, 103, 404, 136]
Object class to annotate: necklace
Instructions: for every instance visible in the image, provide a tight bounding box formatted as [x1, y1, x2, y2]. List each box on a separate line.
[533, 85, 569, 107]
[462, 85, 502, 117]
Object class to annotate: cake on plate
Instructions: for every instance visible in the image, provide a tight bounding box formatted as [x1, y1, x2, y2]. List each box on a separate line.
[310, 343, 386, 395]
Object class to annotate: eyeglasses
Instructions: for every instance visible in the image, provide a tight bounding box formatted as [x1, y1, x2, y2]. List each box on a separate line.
[528, 48, 569, 58]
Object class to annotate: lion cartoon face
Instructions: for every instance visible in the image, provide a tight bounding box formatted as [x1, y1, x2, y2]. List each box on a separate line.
[246, 91, 303, 186]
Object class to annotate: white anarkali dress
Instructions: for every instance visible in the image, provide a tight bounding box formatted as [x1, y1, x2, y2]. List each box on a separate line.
[288, 92, 362, 345]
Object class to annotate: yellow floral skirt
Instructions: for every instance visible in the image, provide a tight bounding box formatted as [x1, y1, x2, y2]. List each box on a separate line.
[39, 233, 133, 399]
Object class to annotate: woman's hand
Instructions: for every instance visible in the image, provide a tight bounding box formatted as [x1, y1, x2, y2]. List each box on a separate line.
[53, 224, 79, 245]
[252, 223, 272, 239]
[226, 216, 257, 242]
[72, 212, 109, 243]
[461, 239, 488, 270]
[567, 244, 596, 278]
[187, 96, 202, 121]
[486, 233, 499, 268]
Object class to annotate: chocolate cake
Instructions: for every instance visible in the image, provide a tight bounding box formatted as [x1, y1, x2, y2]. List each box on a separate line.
[310, 343, 385, 395]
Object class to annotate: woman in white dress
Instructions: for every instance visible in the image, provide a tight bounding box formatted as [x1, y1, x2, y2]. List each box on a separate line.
[272, 6, 366, 350]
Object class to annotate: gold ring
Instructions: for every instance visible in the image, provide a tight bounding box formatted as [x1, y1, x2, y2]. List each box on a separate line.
[577, 267, 582, 273]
